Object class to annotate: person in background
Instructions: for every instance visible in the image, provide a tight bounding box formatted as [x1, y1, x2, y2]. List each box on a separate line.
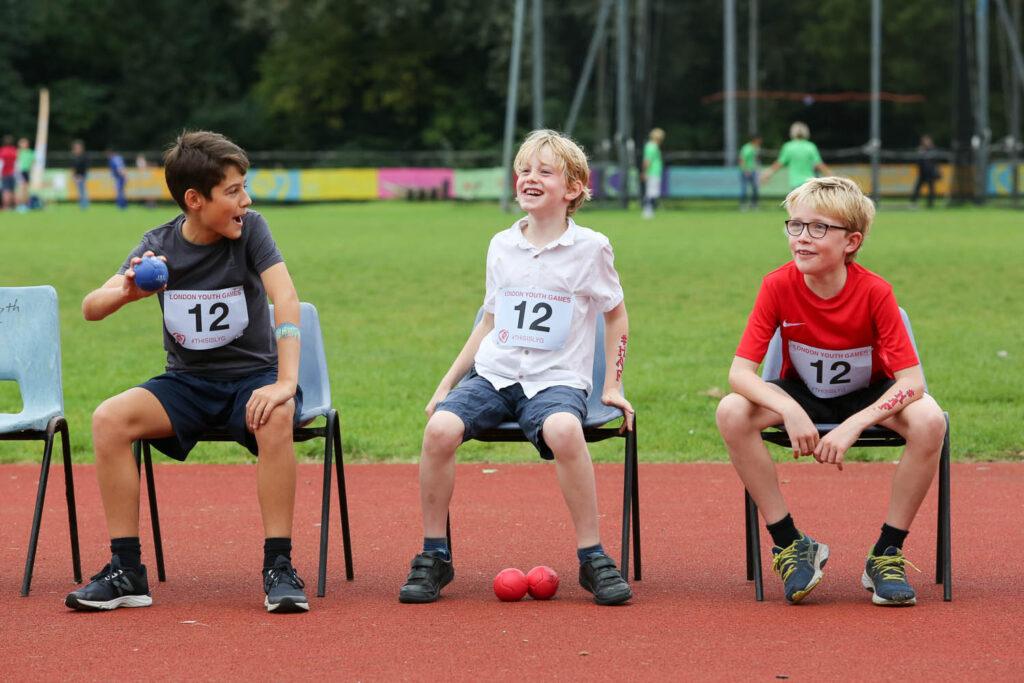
[910, 135, 940, 209]
[108, 149, 128, 210]
[72, 140, 89, 210]
[641, 128, 665, 219]
[0, 135, 17, 210]
[739, 134, 762, 211]
[16, 137, 35, 212]
[762, 122, 831, 190]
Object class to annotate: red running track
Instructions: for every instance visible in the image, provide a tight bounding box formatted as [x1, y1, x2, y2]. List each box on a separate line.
[2, 461, 1023, 681]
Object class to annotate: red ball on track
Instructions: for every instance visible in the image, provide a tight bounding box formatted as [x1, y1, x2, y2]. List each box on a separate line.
[493, 568, 529, 601]
[526, 565, 559, 600]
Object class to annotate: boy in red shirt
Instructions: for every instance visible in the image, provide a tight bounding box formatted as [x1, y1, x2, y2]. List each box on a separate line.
[716, 177, 947, 606]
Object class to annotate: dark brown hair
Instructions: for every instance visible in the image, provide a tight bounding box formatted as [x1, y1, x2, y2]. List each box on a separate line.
[163, 131, 249, 211]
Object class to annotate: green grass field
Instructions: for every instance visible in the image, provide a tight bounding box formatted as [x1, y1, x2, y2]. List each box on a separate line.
[1, 201, 1021, 464]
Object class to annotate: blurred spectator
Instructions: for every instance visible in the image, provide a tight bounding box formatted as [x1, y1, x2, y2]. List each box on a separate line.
[16, 137, 35, 212]
[738, 134, 761, 210]
[107, 149, 127, 209]
[910, 135, 940, 208]
[641, 127, 665, 219]
[762, 122, 831, 190]
[72, 140, 89, 209]
[0, 135, 16, 210]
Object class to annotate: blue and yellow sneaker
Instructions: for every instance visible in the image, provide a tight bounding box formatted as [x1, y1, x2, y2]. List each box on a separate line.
[771, 534, 829, 604]
[862, 546, 919, 606]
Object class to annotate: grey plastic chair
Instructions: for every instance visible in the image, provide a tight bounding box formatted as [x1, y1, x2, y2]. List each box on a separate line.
[745, 307, 951, 601]
[0, 285, 82, 596]
[448, 309, 641, 581]
[135, 302, 352, 597]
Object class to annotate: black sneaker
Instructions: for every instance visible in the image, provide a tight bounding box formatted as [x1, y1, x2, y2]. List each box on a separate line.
[579, 553, 632, 605]
[263, 555, 309, 613]
[65, 556, 152, 611]
[399, 551, 454, 603]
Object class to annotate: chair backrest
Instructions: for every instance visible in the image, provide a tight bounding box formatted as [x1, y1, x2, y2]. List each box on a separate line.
[761, 307, 928, 390]
[472, 307, 615, 410]
[268, 302, 331, 422]
[0, 286, 64, 432]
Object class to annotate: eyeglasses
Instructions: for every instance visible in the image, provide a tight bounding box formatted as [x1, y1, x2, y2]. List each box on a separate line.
[784, 220, 853, 239]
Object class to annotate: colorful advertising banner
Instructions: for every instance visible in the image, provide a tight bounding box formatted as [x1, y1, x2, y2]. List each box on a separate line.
[378, 168, 453, 199]
[452, 167, 505, 200]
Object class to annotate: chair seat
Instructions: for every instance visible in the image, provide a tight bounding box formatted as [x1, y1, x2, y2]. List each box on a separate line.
[761, 423, 906, 447]
[486, 404, 623, 433]
[0, 408, 62, 433]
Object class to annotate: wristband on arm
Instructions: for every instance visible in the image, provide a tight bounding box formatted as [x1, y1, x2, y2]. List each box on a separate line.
[274, 322, 301, 341]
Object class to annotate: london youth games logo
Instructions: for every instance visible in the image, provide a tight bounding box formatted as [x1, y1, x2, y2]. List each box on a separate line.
[498, 329, 509, 344]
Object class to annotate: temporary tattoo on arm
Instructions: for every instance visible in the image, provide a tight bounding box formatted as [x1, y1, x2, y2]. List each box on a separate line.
[615, 334, 628, 382]
[878, 388, 915, 412]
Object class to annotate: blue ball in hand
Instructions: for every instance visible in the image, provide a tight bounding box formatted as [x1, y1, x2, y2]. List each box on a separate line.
[134, 256, 168, 292]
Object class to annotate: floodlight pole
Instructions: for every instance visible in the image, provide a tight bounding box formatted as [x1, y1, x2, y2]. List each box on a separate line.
[565, 0, 615, 136]
[976, 0, 990, 204]
[532, 0, 544, 128]
[748, 0, 759, 136]
[870, 0, 881, 204]
[724, 0, 738, 166]
[616, 0, 632, 208]
[501, 0, 527, 212]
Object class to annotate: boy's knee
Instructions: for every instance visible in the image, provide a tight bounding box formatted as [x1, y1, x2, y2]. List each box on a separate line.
[92, 399, 128, 442]
[542, 413, 584, 452]
[715, 393, 750, 434]
[423, 412, 464, 452]
[910, 405, 947, 451]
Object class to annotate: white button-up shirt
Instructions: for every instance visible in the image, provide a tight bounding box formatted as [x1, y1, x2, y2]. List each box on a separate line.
[474, 217, 624, 398]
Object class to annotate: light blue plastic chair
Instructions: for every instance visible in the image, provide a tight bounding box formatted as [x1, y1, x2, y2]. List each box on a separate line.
[745, 307, 951, 601]
[0, 286, 82, 595]
[451, 309, 641, 581]
[135, 302, 352, 597]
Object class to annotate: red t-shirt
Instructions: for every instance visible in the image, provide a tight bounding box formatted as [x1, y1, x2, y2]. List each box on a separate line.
[736, 261, 919, 398]
[0, 146, 17, 178]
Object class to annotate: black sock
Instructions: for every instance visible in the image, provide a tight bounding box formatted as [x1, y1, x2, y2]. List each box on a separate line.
[263, 537, 292, 569]
[577, 543, 605, 564]
[423, 537, 450, 561]
[766, 514, 801, 549]
[111, 537, 142, 570]
[873, 524, 909, 555]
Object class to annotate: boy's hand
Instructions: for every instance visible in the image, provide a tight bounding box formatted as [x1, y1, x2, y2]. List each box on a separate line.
[601, 389, 635, 433]
[246, 381, 297, 432]
[425, 386, 451, 418]
[122, 251, 167, 300]
[781, 406, 818, 459]
[812, 422, 860, 471]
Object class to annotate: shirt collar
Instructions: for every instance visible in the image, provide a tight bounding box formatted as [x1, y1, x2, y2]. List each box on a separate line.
[513, 216, 578, 251]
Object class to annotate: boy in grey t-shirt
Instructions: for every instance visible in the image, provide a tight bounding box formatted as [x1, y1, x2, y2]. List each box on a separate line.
[67, 131, 309, 614]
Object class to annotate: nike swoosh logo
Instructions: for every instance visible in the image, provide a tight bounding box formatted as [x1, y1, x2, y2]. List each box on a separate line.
[782, 321, 805, 328]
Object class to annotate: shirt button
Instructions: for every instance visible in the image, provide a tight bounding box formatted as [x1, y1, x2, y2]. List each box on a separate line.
[533, 254, 539, 259]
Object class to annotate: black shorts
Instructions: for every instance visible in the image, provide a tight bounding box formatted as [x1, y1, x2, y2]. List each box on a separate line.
[140, 369, 303, 461]
[768, 378, 895, 424]
[1, 176, 14, 192]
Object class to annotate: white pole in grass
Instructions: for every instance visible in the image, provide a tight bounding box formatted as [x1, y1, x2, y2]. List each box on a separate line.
[870, 0, 881, 204]
[532, 0, 544, 129]
[501, 0, 527, 212]
[748, 0, 758, 136]
[724, 0, 738, 167]
[976, 0, 990, 204]
[615, 0, 631, 208]
[564, 0, 614, 137]
[29, 88, 49, 203]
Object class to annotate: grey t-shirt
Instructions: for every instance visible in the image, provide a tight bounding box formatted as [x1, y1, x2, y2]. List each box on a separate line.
[119, 211, 284, 377]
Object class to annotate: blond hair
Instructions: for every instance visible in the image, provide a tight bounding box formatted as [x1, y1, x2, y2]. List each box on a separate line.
[789, 121, 810, 140]
[514, 129, 592, 216]
[784, 176, 875, 262]
[649, 127, 665, 143]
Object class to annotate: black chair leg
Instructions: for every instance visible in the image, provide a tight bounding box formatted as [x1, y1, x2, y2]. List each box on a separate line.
[445, 513, 452, 557]
[938, 413, 952, 601]
[744, 491, 754, 581]
[58, 419, 82, 584]
[620, 423, 634, 584]
[316, 415, 335, 597]
[21, 426, 56, 596]
[140, 442, 166, 582]
[622, 428, 638, 581]
[745, 490, 764, 601]
[333, 411, 354, 581]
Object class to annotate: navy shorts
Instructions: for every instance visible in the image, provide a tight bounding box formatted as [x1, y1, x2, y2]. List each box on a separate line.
[436, 370, 588, 460]
[769, 377, 895, 424]
[140, 369, 303, 461]
[1, 176, 14, 192]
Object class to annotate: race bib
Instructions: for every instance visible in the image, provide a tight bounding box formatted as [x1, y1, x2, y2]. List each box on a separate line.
[163, 286, 249, 350]
[788, 341, 873, 398]
[494, 287, 574, 351]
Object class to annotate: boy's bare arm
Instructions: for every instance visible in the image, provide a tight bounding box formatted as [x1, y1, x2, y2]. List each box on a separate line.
[813, 365, 926, 469]
[727, 356, 820, 458]
[248, 261, 300, 431]
[425, 313, 495, 416]
[601, 302, 634, 431]
[82, 251, 164, 321]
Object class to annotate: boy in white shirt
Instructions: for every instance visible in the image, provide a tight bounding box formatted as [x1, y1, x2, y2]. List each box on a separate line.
[399, 130, 635, 606]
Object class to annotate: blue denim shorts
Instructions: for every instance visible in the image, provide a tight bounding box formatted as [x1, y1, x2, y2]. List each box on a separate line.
[140, 369, 303, 461]
[435, 369, 588, 460]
